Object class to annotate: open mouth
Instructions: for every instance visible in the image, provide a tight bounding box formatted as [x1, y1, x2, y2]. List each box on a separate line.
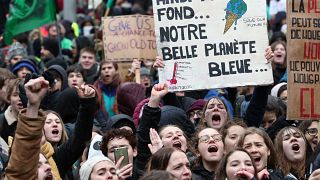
[208, 145, 218, 153]
[52, 129, 59, 135]
[45, 174, 53, 180]
[292, 144, 300, 152]
[144, 82, 150, 87]
[173, 141, 182, 149]
[212, 114, 221, 124]
[253, 156, 261, 163]
[17, 102, 24, 109]
[312, 139, 318, 145]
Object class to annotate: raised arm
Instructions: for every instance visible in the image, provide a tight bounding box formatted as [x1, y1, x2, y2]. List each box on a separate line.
[53, 85, 98, 177]
[5, 77, 48, 179]
[134, 83, 168, 178]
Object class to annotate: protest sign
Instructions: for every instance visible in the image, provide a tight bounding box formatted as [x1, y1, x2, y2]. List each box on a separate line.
[153, 0, 273, 91]
[287, 0, 320, 120]
[102, 15, 157, 62]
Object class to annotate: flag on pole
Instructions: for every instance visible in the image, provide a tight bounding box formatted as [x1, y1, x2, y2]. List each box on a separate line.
[4, 0, 56, 45]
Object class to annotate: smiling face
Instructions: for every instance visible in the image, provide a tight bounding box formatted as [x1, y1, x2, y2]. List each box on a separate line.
[226, 150, 255, 180]
[273, 43, 286, 65]
[166, 151, 192, 180]
[305, 121, 319, 151]
[242, 133, 270, 172]
[204, 98, 228, 130]
[282, 129, 306, 163]
[44, 113, 63, 144]
[224, 125, 245, 153]
[160, 126, 188, 152]
[79, 52, 96, 70]
[197, 128, 224, 165]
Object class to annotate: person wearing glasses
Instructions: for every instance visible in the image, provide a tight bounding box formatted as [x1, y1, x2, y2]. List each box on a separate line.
[192, 128, 224, 180]
[299, 120, 319, 175]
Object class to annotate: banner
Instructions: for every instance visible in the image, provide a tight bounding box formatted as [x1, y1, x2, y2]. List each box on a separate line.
[4, 0, 56, 44]
[287, 0, 320, 120]
[153, 0, 273, 91]
[102, 15, 157, 62]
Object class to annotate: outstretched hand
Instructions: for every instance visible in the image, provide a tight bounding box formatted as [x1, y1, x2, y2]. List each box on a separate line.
[24, 77, 49, 106]
[148, 128, 163, 154]
[75, 84, 96, 98]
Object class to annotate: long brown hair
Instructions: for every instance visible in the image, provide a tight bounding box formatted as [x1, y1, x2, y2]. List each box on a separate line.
[146, 147, 176, 172]
[215, 148, 258, 180]
[238, 127, 278, 170]
[43, 110, 68, 147]
[274, 127, 306, 179]
[271, 40, 287, 68]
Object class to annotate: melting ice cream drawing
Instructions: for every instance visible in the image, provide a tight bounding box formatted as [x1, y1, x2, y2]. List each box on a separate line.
[224, 0, 247, 34]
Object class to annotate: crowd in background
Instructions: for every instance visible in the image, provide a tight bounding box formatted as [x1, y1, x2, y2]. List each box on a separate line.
[0, 0, 320, 180]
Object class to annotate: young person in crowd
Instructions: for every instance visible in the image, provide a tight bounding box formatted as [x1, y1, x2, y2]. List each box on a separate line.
[5, 76, 51, 179]
[271, 40, 287, 85]
[78, 47, 99, 84]
[192, 127, 224, 179]
[215, 148, 258, 180]
[238, 127, 283, 179]
[146, 147, 192, 180]
[101, 128, 136, 179]
[80, 154, 119, 180]
[274, 127, 308, 179]
[0, 68, 15, 114]
[220, 120, 247, 153]
[94, 60, 120, 123]
[0, 79, 23, 144]
[67, 64, 86, 88]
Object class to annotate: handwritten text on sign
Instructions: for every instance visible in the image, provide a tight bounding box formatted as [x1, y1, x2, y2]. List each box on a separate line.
[103, 15, 157, 61]
[287, 0, 320, 120]
[153, 0, 273, 91]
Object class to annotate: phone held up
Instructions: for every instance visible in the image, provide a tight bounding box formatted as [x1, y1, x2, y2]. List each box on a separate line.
[114, 147, 129, 168]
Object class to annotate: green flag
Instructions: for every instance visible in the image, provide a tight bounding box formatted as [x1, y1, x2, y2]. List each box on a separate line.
[4, 0, 56, 45]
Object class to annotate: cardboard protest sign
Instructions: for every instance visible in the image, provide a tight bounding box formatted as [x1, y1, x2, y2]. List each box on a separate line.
[153, 0, 273, 91]
[287, 0, 320, 120]
[102, 15, 157, 62]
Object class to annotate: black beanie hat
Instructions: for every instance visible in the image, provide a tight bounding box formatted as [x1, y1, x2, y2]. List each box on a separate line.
[42, 37, 59, 57]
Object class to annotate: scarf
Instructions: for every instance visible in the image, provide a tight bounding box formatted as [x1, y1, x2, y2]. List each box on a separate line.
[41, 142, 62, 180]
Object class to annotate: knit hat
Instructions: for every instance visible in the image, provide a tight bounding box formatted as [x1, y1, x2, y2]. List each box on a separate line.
[186, 99, 206, 114]
[271, 82, 287, 98]
[107, 114, 136, 134]
[79, 155, 114, 180]
[42, 38, 60, 57]
[11, 59, 39, 75]
[7, 42, 27, 62]
[88, 134, 104, 159]
[159, 105, 195, 138]
[116, 82, 146, 117]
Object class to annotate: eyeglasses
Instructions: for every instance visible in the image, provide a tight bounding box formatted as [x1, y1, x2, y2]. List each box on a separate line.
[199, 134, 222, 143]
[189, 110, 203, 118]
[306, 128, 318, 136]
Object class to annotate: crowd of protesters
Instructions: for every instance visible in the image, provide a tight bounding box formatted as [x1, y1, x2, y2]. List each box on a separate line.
[0, 0, 320, 180]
